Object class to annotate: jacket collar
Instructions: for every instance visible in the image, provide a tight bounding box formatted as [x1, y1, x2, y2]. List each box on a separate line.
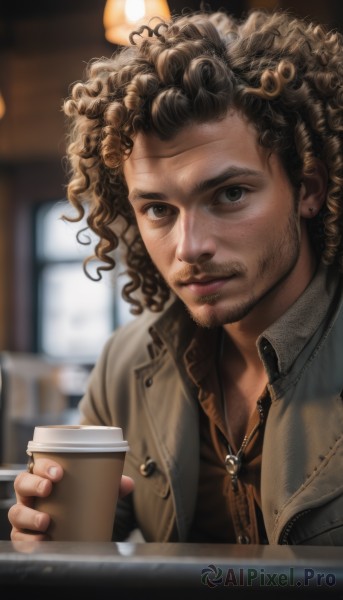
[150, 298, 197, 361]
[257, 263, 343, 378]
[148, 263, 343, 382]
[150, 298, 219, 388]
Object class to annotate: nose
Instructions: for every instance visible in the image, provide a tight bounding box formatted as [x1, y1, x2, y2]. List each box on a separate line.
[175, 209, 216, 264]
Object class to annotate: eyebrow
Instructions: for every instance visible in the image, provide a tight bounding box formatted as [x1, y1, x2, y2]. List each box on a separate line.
[128, 166, 264, 203]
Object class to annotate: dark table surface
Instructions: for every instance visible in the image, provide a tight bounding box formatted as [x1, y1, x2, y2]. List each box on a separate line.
[0, 540, 342, 599]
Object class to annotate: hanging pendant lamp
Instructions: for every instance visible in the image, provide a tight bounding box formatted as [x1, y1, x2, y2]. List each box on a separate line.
[103, 0, 171, 46]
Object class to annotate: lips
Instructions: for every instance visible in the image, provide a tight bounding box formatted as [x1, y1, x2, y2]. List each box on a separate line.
[179, 275, 235, 297]
[172, 263, 244, 298]
[180, 276, 226, 285]
[179, 271, 238, 286]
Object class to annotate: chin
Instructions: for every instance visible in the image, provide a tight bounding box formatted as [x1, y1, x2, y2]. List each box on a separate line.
[187, 297, 257, 328]
[187, 305, 229, 329]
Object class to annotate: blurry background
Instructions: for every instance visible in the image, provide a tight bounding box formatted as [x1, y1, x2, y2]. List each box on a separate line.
[0, 0, 342, 539]
[0, 0, 342, 461]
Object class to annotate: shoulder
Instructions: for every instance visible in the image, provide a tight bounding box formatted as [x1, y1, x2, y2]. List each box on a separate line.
[95, 297, 188, 378]
[79, 308, 167, 424]
[79, 299, 186, 424]
[101, 307, 166, 365]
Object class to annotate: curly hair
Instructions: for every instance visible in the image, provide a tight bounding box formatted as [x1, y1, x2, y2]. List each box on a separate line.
[63, 8, 343, 315]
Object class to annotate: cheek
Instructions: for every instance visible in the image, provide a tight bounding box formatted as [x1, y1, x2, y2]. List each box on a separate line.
[230, 213, 271, 249]
[249, 195, 292, 235]
[138, 225, 174, 268]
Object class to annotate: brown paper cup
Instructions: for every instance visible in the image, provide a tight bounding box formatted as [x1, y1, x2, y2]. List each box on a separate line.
[27, 426, 129, 542]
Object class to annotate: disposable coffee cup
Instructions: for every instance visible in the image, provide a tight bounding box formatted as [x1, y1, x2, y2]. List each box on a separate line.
[27, 425, 129, 542]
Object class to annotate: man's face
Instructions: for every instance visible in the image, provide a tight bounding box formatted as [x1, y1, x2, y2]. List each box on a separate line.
[124, 111, 316, 329]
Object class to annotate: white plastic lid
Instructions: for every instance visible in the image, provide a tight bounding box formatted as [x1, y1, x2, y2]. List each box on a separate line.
[27, 425, 130, 454]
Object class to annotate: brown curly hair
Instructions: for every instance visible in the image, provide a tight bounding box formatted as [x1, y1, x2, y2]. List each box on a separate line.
[63, 8, 343, 315]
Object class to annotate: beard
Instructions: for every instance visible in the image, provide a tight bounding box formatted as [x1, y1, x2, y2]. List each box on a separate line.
[182, 209, 301, 329]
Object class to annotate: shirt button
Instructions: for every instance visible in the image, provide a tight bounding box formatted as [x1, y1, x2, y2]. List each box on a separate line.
[237, 534, 250, 544]
[145, 377, 153, 387]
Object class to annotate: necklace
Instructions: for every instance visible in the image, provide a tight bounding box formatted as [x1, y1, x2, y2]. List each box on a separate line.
[218, 329, 262, 490]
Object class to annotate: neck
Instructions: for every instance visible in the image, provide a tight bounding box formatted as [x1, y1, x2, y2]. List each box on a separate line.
[221, 324, 264, 374]
[218, 325, 268, 451]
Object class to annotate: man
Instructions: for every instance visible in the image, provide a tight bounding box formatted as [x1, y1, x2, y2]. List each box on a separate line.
[9, 8, 343, 545]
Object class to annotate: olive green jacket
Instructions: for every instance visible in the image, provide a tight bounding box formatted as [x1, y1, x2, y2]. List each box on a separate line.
[79, 264, 343, 545]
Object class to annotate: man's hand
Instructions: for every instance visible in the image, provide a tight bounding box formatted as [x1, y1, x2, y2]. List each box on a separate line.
[8, 459, 134, 541]
[8, 458, 63, 541]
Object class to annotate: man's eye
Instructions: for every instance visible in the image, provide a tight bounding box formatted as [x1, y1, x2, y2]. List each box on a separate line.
[221, 187, 244, 203]
[145, 204, 171, 220]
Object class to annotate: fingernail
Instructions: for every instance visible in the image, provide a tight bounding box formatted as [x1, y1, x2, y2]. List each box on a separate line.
[48, 467, 58, 478]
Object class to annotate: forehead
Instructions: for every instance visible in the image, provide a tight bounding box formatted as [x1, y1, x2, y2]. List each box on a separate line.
[122, 112, 271, 191]
[123, 112, 265, 181]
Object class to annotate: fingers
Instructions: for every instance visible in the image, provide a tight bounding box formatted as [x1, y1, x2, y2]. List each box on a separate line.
[14, 473, 51, 506]
[8, 504, 50, 537]
[14, 459, 63, 505]
[11, 530, 50, 542]
[9, 463, 134, 541]
[9, 458, 64, 541]
[119, 475, 135, 498]
[27, 458, 64, 481]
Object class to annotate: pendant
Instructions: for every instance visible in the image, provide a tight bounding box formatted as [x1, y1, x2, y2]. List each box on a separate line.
[225, 453, 242, 477]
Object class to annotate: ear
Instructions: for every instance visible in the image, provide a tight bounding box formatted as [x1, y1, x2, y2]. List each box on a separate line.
[299, 159, 327, 219]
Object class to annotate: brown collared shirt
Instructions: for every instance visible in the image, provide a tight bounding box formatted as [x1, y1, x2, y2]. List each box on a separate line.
[184, 328, 270, 544]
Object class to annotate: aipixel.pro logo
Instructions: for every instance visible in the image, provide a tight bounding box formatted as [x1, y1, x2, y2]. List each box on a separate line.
[201, 565, 337, 588]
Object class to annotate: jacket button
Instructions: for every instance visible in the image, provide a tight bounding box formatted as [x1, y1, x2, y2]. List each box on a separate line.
[237, 534, 250, 544]
[145, 377, 153, 387]
[139, 458, 156, 477]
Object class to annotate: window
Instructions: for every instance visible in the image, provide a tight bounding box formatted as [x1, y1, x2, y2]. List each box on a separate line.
[35, 200, 134, 364]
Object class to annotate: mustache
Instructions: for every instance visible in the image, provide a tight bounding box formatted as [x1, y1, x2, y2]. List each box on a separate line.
[171, 261, 246, 285]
